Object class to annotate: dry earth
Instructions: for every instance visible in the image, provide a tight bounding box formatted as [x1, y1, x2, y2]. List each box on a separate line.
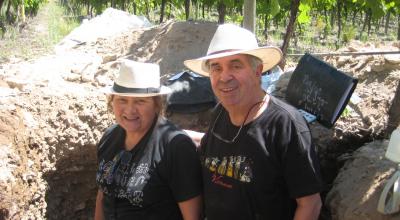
[0, 9, 400, 220]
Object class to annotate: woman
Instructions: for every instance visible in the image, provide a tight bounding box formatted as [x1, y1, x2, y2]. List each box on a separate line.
[95, 60, 203, 220]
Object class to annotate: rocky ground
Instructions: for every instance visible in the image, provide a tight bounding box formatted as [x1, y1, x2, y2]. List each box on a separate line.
[0, 8, 400, 220]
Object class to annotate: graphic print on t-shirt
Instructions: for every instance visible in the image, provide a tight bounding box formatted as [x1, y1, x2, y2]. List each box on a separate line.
[96, 150, 150, 207]
[204, 155, 253, 185]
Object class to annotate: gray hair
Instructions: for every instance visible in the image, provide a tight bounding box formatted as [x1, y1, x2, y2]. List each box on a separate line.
[205, 54, 263, 72]
[247, 55, 263, 72]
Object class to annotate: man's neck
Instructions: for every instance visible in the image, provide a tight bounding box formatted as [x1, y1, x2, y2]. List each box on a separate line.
[225, 91, 269, 126]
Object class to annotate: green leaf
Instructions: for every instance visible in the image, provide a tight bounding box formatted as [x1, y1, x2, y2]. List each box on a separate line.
[366, 0, 386, 19]
[297, 2, 311, 24]
[270, 0, 280, 17]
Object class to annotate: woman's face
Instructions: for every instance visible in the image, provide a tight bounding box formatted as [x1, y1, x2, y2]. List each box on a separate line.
[112, 95, 158, 135]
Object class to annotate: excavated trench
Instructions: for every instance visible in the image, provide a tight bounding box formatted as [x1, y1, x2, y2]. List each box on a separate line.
[2, 81, 396, 220]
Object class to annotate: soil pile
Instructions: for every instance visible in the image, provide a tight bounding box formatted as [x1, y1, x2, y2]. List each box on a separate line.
[0, 15, 217, 219]
[273, 41, 400, 219]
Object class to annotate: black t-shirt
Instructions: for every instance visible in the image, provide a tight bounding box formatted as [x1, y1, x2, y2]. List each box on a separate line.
[96, 117, 202, 220]
[200, 96, 323, 220]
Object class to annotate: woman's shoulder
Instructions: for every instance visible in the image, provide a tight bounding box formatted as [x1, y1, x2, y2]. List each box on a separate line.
[103, 124, 120, 136]
[154, 117, 195, 147]
[155, 117, 184, 138]
[97, 124, 124, 150]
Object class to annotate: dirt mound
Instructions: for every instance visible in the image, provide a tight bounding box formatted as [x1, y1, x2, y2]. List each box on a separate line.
[0, 18, 218, 219]
[273, 41, 400, 182]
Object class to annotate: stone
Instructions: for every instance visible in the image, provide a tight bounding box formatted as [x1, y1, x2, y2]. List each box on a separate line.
[326, 140, 400, 220]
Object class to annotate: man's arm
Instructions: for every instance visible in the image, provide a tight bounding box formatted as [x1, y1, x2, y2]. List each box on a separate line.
[294, 193, 322, 220]
[178, 195, 203, 220]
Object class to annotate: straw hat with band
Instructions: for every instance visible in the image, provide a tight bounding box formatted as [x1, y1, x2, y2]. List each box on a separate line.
[102, 59, 171, 97]
[184, 23, 283, 77]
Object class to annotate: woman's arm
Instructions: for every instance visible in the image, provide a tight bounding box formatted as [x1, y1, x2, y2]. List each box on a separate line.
[94, 189, 105, 220]
[178, 195, 203, 220]
[294, 193, 322, 220]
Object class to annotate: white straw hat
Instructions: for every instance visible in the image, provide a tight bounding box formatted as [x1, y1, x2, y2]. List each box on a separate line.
[102, 59, 171, 97]
[184, 23, 283, 76]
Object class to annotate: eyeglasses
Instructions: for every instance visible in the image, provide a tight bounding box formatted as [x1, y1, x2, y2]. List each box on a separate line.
[211, 100, 265, 144]
[211, 108, 244, 144]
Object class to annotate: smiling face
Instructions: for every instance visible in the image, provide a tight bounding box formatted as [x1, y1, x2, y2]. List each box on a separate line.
[111, 95, 158, 136]
[208, 54, 263, 110]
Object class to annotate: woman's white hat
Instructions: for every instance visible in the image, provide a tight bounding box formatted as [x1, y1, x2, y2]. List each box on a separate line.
[102, 59, 171, 97]
[184, 23, 283, 76]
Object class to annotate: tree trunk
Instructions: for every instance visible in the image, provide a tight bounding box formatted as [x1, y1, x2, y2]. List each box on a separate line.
[279, 0, 300, 69]
[202, 3, 205, 18]
[361, 11, 367, 32]
[145, 1, 150, 20]
[263, 13, 269, 41]
[367, 10, 372, 36]
[90, 5, 94, 17]
[387, 80, 400, 135]
[195, 0, 198, 20]
[168, 2, 172, 20]
[360, 11, 368, 39]
[217, 2, 226, 24]
[344, 4, 348, 21]
[385, 11, 390, 35]
[17, 0, 25, 23]
[330, 8, 335, 29]
[352, 10, 357, 26]
[336, 0, 342, 48]
[121, 0, 126, 11]
[324, 7, 329, 24]
[111, 0, 115, 8]
[185, 0, 191, 20]
[86, 0, 90, 16]
[160, 0, 167, 23]
[6, 0, 12, 24]
[398, 14, 400, 40]
[0, 0, 4, 12]
[133, 2, 137, 15]
[376, 17, 383, 33]
[243, 0, 256, 33]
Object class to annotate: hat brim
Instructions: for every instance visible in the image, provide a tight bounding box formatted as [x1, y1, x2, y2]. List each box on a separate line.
[101, 85, 172, 97]
[184, 46, 283, 76]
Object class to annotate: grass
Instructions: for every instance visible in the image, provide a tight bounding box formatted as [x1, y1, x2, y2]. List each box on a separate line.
[0, 0, 79, 62]
[47, 1, 79, 45]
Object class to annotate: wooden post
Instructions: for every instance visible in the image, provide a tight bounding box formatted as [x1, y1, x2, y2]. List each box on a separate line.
[243, 0, 256, 33]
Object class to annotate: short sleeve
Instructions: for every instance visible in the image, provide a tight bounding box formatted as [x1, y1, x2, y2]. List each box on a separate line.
[281, 118, 324, 198]
[96, 124, 123, 163]
[165, 134, 203, 202]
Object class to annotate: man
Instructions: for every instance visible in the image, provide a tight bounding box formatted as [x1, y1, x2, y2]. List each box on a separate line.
[183, 24, 323, 220]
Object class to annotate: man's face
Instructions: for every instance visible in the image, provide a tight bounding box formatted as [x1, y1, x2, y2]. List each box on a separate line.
[208, 54, 262, 109]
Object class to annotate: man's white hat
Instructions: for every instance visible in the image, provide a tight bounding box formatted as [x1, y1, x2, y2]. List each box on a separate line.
[184, 23, 283, 76]
[102, 59, 171, 97]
